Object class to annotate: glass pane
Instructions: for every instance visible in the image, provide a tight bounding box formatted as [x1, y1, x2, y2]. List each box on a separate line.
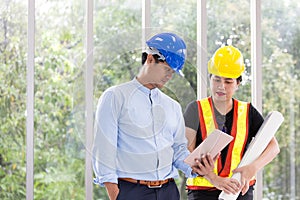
[34, 0, 85, 199]
[93, 0, 142, 198]
[207, 0, 251, 101]
[262, 1, 300, 199]
[151, 0, 198, 110]
[0, 0, 27, 199]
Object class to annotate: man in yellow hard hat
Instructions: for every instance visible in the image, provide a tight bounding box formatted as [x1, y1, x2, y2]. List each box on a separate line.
[183, 45, 280, 200]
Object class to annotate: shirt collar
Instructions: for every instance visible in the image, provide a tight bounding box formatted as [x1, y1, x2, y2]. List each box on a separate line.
[132, 77, 159, 97]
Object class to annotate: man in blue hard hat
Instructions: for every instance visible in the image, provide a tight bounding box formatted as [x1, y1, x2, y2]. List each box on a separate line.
[92, 33, 202, 200]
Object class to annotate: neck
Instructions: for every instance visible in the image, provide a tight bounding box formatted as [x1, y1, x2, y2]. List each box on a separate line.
[136, 75, 155, 90]
[212, 98, 233, 115]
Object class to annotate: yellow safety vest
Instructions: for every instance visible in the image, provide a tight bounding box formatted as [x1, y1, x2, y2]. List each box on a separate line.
[186, 97, 250, 189]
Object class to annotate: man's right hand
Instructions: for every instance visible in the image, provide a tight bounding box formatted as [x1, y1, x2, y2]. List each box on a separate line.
[104, 182, 119, 200]
[191, 153, 215, 176]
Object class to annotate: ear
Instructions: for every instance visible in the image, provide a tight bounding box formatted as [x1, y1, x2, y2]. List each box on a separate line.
[146, 54, 155, 64]
[236, 82, 240, 90]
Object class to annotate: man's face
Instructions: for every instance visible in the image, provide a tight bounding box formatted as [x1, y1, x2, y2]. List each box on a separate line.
[210, 75, 239, 102]
[147, 59, 175, 89]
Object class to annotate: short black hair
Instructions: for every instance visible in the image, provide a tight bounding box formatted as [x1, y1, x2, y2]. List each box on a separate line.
[237, 75, 242, 83]
[142, 52, 163, 65]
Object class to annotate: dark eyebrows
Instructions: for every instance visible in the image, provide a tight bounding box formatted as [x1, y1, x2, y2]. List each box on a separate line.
[214, 76, 233, 80]
[224, 78, 234, 81]
[213, 76, 234, 82]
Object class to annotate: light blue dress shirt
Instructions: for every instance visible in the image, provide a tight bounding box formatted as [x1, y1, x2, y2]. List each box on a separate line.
[92, 78, 193, 186]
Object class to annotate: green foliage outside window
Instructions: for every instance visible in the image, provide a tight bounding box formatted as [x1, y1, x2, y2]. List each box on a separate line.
[0, 0, 299, 199]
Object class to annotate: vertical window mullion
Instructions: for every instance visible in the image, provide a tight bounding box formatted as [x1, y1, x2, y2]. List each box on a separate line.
[142, 0, 151, 48]
[85, 0, 94, 199]
[251, 0, 263, 199]
[26, 0, 35, 199]
[197, 0, 207, 99]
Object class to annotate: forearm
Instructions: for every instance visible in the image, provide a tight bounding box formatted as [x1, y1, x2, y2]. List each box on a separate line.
[231, 138, 279, 195]
[204, 171, 240, 194]
[104, 182, 119, 200]
[203, 171, 217, 183]
[173, 143, 193, 177]
[185, 127, 197, 152]
[251, 137, 280, 172]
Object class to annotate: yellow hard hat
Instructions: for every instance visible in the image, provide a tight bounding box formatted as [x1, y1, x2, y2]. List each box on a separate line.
[208, 45, 245, 78]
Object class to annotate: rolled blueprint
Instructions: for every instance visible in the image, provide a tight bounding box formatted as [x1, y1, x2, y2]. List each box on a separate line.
[218, 111, 284, 200]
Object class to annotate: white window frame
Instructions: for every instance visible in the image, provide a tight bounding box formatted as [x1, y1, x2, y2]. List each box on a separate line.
[26, 0, 35, 199]
[251, 0, 263, 199]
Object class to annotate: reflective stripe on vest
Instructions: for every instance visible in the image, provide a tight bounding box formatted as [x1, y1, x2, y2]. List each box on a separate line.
[186, 97, 249, 188]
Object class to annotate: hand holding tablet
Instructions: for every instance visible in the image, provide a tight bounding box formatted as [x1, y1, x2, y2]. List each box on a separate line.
[184, 129, 234, 167]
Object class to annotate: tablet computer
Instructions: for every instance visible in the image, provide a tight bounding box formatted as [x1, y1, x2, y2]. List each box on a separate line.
[184, 129, 234, 166]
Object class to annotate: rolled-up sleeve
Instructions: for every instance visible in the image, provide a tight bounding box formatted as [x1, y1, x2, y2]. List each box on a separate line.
[92, 89, 121, 186]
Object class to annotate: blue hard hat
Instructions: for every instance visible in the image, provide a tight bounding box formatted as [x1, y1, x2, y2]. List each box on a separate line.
[146, 32, 186, 76]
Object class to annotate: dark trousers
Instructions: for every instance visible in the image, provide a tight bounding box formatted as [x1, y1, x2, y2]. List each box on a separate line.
[187, 186, 254, 200]
[117, 179, 180, 200]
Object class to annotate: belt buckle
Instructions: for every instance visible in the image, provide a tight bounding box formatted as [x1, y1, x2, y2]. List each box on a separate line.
[147, 181, 163, 188]
[147, 184, 162, 188]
